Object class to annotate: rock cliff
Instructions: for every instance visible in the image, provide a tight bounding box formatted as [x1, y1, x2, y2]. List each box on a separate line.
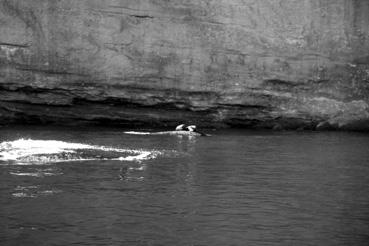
[1, 0, 369, 130]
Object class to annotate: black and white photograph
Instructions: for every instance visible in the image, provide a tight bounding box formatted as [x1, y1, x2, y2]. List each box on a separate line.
[0, 0, 369, 245]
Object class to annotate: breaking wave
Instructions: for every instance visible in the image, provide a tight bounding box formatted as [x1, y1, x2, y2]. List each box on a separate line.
[124, 130, 202, 136]
[0, 139, 159, 164]
[124, 131, 152, 135]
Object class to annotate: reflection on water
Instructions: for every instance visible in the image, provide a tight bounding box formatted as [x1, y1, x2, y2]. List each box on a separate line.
[0, 126, 369, 246]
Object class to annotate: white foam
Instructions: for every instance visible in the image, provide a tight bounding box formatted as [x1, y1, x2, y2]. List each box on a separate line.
[116, 151, 153, 161]
[10, 172, 43, 177]
[38, 189, 62, 195]
[15, 185, 39, 190]
[12, 189, 62, 198]
[124, 130, 202, 136]
[12, 192, 36, 198]
[124, 131, 152, 135]
[10, 171, 63, 177]
[0, 139, 158, 164]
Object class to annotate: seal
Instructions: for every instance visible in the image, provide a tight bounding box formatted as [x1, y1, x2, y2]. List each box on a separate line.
[184, 125, 207, 136]
[175, 124, 187, 131]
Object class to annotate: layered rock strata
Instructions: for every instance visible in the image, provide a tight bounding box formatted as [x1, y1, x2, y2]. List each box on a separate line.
[1, 0, 369, 130]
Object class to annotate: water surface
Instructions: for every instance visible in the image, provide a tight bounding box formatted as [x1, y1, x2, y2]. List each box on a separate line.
[0, 126, 369, 245]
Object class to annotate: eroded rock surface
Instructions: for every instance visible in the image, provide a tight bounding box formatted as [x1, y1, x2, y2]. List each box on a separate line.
[1, 0, 369, 130]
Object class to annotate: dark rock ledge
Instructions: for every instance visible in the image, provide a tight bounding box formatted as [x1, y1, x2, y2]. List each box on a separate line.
[0, 81, 368, 131]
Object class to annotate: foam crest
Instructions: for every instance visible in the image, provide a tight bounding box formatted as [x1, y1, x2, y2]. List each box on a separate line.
[0, 139, 158, 164]
[124, 131, 152, 135]
[124, 130, 204, 136]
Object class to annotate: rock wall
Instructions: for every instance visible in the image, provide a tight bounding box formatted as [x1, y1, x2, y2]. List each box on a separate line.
[0, 0, 369, 130]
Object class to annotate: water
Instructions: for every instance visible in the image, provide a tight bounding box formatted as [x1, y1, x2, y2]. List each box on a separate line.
[0, 126, 369, 246]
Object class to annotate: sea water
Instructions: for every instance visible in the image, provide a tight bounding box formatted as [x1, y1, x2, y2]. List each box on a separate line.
[0, 125, 369, 245]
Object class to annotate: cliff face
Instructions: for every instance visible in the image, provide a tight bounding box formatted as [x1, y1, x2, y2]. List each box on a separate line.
[1, 0, 369, 130]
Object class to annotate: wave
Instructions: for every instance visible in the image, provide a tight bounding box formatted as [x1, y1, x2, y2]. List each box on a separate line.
[0, 139, 159, 164]
[124, 130, 202, 136]
[124, 131, 152, 135]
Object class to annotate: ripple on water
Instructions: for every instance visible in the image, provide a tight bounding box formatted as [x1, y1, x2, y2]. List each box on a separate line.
[11, 185, 62, 198]
[9, 166, 64, 178]
[0, 139, 186, 200]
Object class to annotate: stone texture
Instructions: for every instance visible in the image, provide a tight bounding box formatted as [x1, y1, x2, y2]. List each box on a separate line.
[0, 0, 369, 130]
